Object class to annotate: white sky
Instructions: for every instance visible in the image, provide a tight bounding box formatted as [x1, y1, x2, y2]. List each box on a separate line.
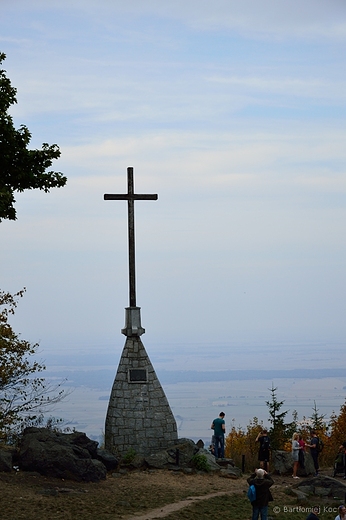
[1, 1, 346, 362]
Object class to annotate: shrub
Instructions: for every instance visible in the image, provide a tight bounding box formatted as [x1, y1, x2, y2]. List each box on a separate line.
[191, 454, 210, 472]
[122, 447, 136, 464]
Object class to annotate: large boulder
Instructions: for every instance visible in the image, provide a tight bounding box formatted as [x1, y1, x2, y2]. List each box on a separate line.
[272, 450, 293, 475]
[96, 448, 118, 471]
[18, 427, 116, 482]
[143, 438, 240, 475]
[0, 448, 13, 472]
[295, 475, 346, 501]
[144, 438, 199, 469]
[195, 449, 223, 471]
[220, 465, 242, 478]
[272, 450, 315, 476]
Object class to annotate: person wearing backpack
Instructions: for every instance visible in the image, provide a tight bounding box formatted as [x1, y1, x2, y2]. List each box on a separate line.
[256, 429, 271, 472]
[307, 430, 320, 476]
[247, 468, 274, 520]
[337, 442, 346, 480]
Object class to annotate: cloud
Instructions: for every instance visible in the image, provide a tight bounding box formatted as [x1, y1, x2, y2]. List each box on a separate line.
[207, 75, 346, 101]
[4, 0, 346, 42]
[84, 0, 346, 42]
[56, 126, 346, 190]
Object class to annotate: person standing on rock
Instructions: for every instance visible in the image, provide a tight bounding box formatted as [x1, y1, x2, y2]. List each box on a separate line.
[298, 434, 306, 470]
[211, 412, 225, 459]
[247, 468, 274, 520]
[292, 432, 302, 479]
[256, 429, 270, 472]
[307, 430, 319, 476]
[339, 441, 346, 480]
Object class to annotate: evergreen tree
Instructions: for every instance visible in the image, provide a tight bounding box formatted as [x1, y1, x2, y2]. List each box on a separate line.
[310, 400, 326, 432]
[266, 384, 291, 449]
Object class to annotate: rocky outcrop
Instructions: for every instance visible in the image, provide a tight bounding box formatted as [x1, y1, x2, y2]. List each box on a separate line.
[144, 438, 199, 469]
[0, 448, 13, 472]
[143, 438, 239, 474]
[219, 465, 242, 478]
[1, 433, 239, 480]
[18, 427, 118, 482]
[293, 475, 346, 501]
[95, 448, 119, 471]
[272, 450, 315, 476]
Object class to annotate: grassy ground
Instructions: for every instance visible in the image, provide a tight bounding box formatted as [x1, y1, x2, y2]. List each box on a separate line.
[161, 491, 337, 520]
[0, 469, 236, 520]
[0, 467, 343, 520]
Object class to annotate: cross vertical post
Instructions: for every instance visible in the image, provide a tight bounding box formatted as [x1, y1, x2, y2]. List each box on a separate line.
[127, 167, 136, 307]
[104, 167, 158, 336]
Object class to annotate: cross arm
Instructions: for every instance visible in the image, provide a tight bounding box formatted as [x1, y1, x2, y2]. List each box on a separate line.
[104, 194, 158, 200]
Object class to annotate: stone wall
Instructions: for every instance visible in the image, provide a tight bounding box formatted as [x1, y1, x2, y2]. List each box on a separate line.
[105, 336, 178, 457]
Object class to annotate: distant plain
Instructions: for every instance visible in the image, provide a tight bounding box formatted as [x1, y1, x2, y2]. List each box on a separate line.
[44, 341, 346, 444]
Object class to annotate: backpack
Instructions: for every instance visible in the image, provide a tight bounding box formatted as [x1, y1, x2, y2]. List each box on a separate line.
[261, 436, 270, 451]
[247, 484, 256, 503]
[317, 437, 324, 453]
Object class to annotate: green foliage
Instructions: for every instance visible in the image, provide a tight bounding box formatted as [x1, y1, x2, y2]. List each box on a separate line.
[191, 454, 210, 472]
[0, 52, 66, 221]
[266, 384, 296, 449]
[310, 400, 326, 431]
[0, 288, 67, 442]
[122, 447, 137, 464]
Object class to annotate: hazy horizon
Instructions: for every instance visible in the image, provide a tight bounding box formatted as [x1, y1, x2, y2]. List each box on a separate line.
[40, 340, 346, 443]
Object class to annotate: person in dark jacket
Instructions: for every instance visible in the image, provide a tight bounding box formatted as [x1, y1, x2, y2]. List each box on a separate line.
[305, 505, 320, 519]
[255, 429, 270, 471]
[307, 430, 319, 476]
[247, 468, 274, 520]
[339, 441, 346, 479]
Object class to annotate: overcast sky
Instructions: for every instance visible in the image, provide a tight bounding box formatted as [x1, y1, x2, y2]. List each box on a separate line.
[1, 1, 346, 365]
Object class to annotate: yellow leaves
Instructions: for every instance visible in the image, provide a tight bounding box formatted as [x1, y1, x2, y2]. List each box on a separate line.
[224, 419, 265, 470]
[283, 440, 292, 452]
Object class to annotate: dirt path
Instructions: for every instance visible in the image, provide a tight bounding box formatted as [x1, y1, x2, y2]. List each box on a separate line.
[126, 490, 231, 519]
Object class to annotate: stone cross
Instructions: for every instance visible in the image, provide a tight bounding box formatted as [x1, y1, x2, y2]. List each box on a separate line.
[104, 167, 158, 336]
